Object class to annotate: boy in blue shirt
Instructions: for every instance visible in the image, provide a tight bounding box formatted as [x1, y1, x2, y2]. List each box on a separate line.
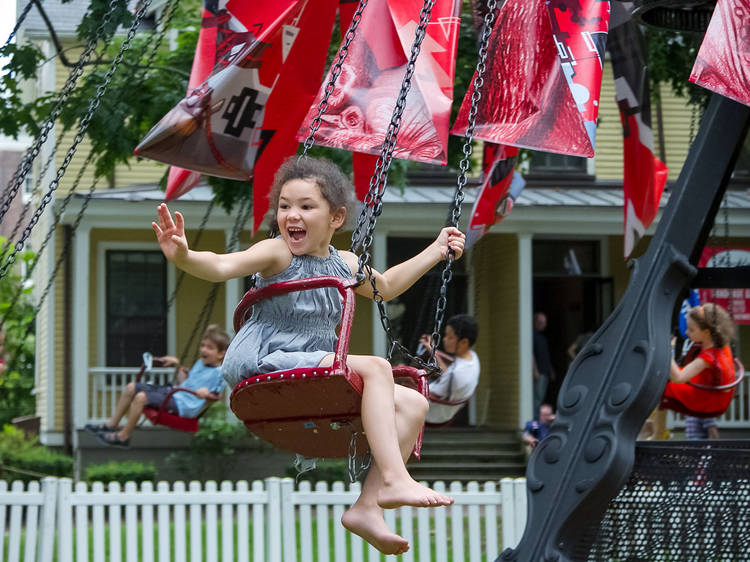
[90, 325, 229, 448]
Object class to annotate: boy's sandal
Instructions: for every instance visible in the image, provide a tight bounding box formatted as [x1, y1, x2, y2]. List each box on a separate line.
[85, 423, 121, 434]
[96, 431, 130, 449]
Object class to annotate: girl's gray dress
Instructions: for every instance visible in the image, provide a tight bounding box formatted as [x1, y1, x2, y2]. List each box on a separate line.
[222, 246, 353, 388]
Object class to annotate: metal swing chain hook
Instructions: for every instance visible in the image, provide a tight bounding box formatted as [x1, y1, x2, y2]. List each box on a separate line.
[300, 0, 370, 158]
[427, 0, 498, 366]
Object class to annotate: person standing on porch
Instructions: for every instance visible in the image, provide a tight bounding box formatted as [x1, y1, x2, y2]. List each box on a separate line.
[533, 312, 555, 415]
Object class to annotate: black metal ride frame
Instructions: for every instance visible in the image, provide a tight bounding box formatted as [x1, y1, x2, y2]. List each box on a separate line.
[500, 95, 750, 561]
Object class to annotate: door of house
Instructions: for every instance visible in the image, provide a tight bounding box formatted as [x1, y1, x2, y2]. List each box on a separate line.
[532, 276, 614, 407]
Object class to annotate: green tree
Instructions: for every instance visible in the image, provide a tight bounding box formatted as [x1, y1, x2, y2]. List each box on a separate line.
[1, 0, 491, 214]
[0, 240, 37, 426]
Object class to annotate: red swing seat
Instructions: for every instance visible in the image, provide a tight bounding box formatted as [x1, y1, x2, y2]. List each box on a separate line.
[229, 276, 429, 458]
[662, 358, 745, 419]
[135, 359, 221, 433]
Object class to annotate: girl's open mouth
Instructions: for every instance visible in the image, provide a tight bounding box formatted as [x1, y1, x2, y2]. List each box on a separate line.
[288, 228, 306, 241]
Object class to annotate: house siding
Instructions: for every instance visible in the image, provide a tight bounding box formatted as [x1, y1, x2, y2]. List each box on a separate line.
[592, 62, 623, 181]
[593, 64, 695, 182]
[472, 233, 520, 429]
[50, 41, 165, 196]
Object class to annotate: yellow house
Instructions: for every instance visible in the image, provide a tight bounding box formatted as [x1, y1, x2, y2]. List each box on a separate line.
[16, 1, 750, 459]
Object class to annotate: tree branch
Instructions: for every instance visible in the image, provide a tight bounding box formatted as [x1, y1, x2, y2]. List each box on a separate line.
[31, 0, 74, 67]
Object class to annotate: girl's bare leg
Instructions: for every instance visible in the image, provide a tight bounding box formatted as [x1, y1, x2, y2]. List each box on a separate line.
[328, 354, 452, 508]
[649, 408, 669, 440]
[319, 354, 452, 554]
[340, 385, 427, 554]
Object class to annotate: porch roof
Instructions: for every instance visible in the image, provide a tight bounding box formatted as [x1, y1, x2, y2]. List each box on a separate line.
[66, 182, 750, 237]
[80, 182, 750, 208]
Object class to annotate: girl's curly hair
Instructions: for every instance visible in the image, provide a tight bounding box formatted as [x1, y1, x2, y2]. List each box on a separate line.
[267, 157, 354, 234]
[688, 303, 735, 348]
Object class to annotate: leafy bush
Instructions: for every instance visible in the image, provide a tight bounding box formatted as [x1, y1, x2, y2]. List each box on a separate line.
[85, 460, 156, 485]
[0, 239, 37, 427]
[0, 425, 73, 483]
[166, 405, 265, 481]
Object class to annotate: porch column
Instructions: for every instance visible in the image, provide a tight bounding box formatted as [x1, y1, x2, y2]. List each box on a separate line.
[72, 226, 91, 437]
[372, 231, 387, 357]
[518, 233, 533, 428]
[224, 228, 241, 337]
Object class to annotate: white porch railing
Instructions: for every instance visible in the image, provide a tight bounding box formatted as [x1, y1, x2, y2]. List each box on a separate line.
[87, 367, 175, 424]
[0, 477, 528, 562]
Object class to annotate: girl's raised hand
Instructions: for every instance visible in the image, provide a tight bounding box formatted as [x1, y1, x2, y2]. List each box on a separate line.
[152, 203, 189, 262]
[436, 227, 465, 260]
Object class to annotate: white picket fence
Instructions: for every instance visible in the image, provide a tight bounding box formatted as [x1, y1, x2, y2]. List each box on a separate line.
[0, 477, 528, 562]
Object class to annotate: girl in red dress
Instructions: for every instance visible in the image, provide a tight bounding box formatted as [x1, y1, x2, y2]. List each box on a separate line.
[650, 303, 736, 439]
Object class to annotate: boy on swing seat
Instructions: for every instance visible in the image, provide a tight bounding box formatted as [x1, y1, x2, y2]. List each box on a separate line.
[87, 325, 229, 448]
[418, 314, 480, 425]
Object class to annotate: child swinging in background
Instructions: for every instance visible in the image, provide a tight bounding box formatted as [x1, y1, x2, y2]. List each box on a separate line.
[650, 303, 736, 440]
[153, 157, 463, 555]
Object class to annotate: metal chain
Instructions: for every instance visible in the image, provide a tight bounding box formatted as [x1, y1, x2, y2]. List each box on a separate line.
[344, 0, 435, 365]
[1, 0, 180, 327]
[2, 0, 36, 49]
[179, 196, 251, 365]
[0, 150, 96, 328]
[347, 429, 372, 483]
[300, 0, 369, 157]
[426, 0, 497, 364]
[0, 0, 154, 280]
[1, 134, 64, 255]
[8, 176, 100, 346]
[0, 0, 123, 225]
[351, 0, 497, 370]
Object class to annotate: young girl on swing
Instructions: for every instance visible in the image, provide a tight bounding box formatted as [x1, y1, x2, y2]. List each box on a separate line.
[649, 303, 736, 440]
[153, 157, 463, 555]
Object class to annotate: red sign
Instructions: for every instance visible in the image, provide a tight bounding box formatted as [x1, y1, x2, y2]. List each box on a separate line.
[698, 247, 750, 324]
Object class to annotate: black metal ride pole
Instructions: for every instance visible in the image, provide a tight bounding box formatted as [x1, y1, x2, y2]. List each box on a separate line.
[500, 94, 750, 562]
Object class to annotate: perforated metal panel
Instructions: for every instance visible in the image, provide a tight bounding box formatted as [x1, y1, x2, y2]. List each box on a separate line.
[578, 441, 750, 561]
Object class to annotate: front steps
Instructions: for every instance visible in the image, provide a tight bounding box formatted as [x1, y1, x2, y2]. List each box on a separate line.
[408, 426, 526, 483]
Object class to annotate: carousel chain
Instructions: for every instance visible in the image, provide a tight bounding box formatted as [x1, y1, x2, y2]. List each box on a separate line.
[353, 0, 436, 279]
[2, 0, 182, 327]
[301, 0, 369, 157]
[0, 0, 154, 280]
[0, 0, 124, 225]
[427, 0, 497, 364]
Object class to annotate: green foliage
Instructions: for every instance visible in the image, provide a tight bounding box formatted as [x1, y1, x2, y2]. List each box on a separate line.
[285, 459, 349, 485]
[0, 42, 45, 138]
[165, 405, 268, 481]
[0, 426, 73, 482]
[645, 27, 710, 109]
[74, 0, 133, 45]
[0, 239, 37, 426]
[84, 460, 156, 485]
[0, 425, 38, 456]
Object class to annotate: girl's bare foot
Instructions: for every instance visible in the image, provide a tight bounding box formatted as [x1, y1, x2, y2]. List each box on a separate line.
[377, 478, 454, 509]
[341, 505, 409, 555]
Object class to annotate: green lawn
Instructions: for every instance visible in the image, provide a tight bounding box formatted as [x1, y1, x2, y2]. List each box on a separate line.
[5, 515, 502, 561]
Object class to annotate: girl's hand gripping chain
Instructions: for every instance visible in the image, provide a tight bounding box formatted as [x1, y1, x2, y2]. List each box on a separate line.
[436, 226, 466, 260]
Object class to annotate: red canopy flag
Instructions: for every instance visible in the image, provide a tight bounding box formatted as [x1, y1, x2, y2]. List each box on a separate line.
[608, 7, 667, 257]
[465, 143, 524, 249]
[297, 0, 461, 166]
[452, 0, 609, 157]
[690, 0, 750, 108]
[135, 0, 338, 232]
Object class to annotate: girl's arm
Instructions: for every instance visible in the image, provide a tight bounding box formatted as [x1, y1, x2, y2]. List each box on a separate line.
[152, 203, 290, 281]
[669, 357, 709, 383]
[341, 227, 465, 301]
